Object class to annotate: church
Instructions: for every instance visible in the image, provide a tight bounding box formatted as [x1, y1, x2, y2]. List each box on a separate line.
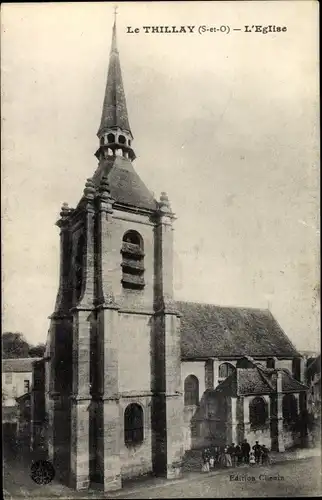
[31, 17, 308, 492]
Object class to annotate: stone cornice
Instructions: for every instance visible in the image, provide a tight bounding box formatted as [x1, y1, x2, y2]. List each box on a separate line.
[95, 301, 120, 311]
[118, 307, 153, 316]
[70, 394, 92, 402]
[48, 312, 73, 320]
[70, 304, 95, 312]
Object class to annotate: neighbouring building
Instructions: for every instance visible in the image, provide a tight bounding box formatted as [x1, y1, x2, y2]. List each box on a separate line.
[2, 358, 41, 407]
[306, 354, 321, 419]
[2, 357, 41, 447]
[33, 16, 308, 493]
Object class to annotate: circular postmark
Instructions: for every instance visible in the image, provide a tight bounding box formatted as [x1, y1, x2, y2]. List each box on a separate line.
[30, 460, 55, 485]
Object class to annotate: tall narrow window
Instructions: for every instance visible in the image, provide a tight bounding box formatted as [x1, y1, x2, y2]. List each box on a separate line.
[124, 404, 144, 447]
[121, 231, 145, 289]
[184, 375, 199, 406]
[24, 380, 30, 392]
[282, 394, 297, 424]
[249, 396, 267, 428]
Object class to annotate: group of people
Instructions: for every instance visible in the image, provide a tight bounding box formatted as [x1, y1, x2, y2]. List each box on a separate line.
[201, 439, 271, 472]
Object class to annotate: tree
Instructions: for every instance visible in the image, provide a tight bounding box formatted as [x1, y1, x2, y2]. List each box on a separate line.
[2, 332, 30, 358]
[29, 344, 46, 357]
[2, 332, 45, 358]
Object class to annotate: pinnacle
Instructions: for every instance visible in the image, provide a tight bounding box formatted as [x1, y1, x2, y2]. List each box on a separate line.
[60, 202, 70, 219]
[159, 191, 172, 213]
[83, 178, 96, 199]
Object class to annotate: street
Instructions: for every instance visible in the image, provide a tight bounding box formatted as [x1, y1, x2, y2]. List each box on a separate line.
[3, 455, 321, 499]
[119, 458, 321, 498]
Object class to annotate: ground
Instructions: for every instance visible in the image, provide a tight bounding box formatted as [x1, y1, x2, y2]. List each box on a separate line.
[119, 459, 321, 498]
[3, 452, 321, 499]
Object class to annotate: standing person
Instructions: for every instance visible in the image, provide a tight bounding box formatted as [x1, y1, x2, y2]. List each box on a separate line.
[241, 438, 250, 464]
[224, 445, 232, 467]
[213, 446, 219, 467]
[231, 443, 238, 467]
[201, 447, 210, 472]
[253, 441, 262, 464]
[220, 446, 226, 467]
[235, 443, 242, 466]
[261, 445, 271, 465]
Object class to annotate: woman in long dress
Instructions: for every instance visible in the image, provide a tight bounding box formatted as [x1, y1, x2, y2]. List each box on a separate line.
[223, 446, 232, 467]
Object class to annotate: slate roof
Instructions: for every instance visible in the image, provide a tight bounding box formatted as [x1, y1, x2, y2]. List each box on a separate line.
[177, 301, 299, 359]
[98, 20, 132, 136]
[92, 155, 158, 211]
[2, 358, 41, 373]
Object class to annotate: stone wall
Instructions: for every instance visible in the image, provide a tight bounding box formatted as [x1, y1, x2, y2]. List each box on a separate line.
[101, 211, 155, 311]
[245, 426, 271, 448]
[181, 361, 205, 400]
[283, 426, 296, 450]
[275, 359, 293, 372]
[118, 314, 152, 394]
[119, 396, 153, 479]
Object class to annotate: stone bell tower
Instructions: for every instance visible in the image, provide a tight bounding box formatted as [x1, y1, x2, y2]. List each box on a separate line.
[46, 14, 184, 492]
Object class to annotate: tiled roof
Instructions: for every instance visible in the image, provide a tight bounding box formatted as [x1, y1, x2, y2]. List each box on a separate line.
[211, 364, 307, 397]
[2, 358, 41, 373]
[177, 301, 299, 359]
[237, 368, 272, 395]
[93, 155, 157, 211]
[212, 373, 237, 397]
[272, 369, 308, 393]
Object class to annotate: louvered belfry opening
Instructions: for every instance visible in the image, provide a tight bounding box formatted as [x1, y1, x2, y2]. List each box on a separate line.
[121, 230, 145, 289]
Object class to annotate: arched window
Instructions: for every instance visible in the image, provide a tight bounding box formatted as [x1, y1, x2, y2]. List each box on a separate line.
[118, 135, 126, 144]
[124, 404, 144, 447]
[184, 375, 199, 406]
[107, 133, 115, 144]
[100, 136, 104, 146]
[218, 363, 235, 381]
[282, 394, 297, 424]
[267, 358, 275, 369]
[128, 139, 131, 146]
[121, 231, 145, 289]
[249, 397, 267, 428]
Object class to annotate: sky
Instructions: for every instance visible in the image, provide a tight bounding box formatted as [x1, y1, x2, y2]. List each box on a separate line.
[1, 1, 320, 351]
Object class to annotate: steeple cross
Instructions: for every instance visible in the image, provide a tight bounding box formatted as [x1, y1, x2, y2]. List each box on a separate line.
[113, 5, 118, 22]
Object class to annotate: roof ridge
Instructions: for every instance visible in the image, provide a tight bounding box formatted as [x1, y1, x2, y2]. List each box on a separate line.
[256, 365, 275, 391]
[175, 300, 270, 313]
[2, 357, 42, 361]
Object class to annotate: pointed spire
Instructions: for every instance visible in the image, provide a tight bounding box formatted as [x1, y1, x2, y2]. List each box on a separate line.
[111, 6, 118, 54]
[97, 11, 132, 139]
